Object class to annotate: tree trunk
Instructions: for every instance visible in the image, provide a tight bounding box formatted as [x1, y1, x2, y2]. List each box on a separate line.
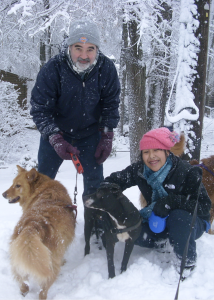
[126, 17, 147, 163]
[182, 0, 210, 161]
[118, 20, 128, 136]
[40, 0, 51, 68]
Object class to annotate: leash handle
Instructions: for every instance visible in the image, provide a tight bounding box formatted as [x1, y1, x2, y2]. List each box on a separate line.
[73, 172, 78, 204]
[70, 153, 84, 174]
[174, 180, 202, 300]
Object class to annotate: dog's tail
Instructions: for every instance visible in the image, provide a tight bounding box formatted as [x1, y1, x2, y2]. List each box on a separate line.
[170, 132, 185, 157]
[189, 159, 199, 165]
[10, 227, 53, 283]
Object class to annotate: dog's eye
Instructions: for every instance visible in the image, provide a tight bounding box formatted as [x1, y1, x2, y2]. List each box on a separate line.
[15, 184, 21, 188]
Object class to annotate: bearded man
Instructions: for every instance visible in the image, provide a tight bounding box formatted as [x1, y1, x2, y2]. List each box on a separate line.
[30, 20, 120, 199]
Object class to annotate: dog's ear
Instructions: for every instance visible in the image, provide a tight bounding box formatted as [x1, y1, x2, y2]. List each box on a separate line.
[16, 165, 26, 173]
[119, 195, 137, 214]
[99, 182, 122, 195]
[26, 168, 39, 183]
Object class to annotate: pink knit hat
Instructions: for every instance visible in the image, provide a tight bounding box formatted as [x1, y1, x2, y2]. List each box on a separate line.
[139, 127, 180, 150]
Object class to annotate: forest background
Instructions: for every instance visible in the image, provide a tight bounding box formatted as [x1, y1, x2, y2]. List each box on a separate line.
[0, 0, 214, 167]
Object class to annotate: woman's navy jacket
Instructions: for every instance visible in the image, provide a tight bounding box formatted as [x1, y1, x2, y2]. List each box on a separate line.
[30, 51, 120, 140]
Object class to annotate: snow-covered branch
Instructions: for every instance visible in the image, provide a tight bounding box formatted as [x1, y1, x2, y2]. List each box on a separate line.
[166, 0, 200, 124]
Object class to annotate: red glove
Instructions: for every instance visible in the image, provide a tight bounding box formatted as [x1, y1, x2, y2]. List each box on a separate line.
[95, 131, 113, 164]
[49, 133, 80, 160]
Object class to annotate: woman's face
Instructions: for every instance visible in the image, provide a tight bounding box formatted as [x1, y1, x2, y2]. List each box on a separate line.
[142, 149, 170, 172]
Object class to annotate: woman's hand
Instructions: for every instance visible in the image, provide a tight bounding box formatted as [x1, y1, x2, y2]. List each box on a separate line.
[153, 194, 180, 218]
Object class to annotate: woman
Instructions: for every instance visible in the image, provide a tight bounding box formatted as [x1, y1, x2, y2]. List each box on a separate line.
[103, 127, 211, 279]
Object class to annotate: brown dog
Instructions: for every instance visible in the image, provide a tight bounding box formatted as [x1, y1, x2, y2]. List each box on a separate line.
[190, 156, 214, 233]
[2, 166, 76, 300]
[139, 133, 214, 233]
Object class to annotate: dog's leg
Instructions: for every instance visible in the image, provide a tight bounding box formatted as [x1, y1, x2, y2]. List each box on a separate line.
[39, 286, 49, 300]
[120, 239, 135, 273]
[39, 276, 56, 300]
[12, 268, 29, 297]
[105, 233, 115, 278]
[84, 207, 95, 255]
[39, 260, 61, 300]
[20, 281, 29, 297]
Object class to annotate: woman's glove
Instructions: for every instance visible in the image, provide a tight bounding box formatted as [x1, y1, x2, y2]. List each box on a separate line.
[153, 194, 180, 218]
[49, 133, 80, 160]
[95, 130, 114, 164]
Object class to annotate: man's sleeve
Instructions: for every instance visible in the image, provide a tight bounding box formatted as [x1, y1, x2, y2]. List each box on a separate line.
[99, 60, 120, 129]
[30, 61, 61, 140]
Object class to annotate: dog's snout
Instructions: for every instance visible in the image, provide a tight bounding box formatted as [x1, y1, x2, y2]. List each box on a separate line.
[84, 199, 94, 208]
[2, 191, 7, 199]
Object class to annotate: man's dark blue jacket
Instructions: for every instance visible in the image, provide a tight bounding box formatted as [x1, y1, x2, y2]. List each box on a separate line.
[30, 51, 120, 140]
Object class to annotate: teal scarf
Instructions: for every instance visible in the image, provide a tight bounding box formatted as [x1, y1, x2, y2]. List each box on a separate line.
[140, 155, 172, 222]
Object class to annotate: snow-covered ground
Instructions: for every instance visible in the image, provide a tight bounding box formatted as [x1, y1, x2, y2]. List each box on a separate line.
[1, 117, 214, 300]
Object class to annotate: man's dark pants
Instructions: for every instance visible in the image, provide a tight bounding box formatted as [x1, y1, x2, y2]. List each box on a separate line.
[37, 132, 104, 196]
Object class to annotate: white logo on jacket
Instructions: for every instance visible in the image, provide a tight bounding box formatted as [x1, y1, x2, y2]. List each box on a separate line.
[165, 184, 175, 189]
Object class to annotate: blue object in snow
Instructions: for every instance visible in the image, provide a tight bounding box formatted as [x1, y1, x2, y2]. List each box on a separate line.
[149, 212, 168, 233]
[204, 220, 211, 232]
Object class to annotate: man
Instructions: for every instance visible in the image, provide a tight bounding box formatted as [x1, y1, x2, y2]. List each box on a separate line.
[30, 19, 120, 197]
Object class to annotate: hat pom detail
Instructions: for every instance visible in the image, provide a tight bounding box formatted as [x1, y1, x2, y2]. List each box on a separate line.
[169, 131, 180, 143]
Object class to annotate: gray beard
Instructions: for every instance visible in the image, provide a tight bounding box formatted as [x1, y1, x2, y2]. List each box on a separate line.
[75, 61, 91, 71]
[66, 47, 99, 75]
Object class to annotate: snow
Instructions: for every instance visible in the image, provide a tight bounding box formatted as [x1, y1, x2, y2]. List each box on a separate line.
[7, 0, 35, 17]
[165, 0, 200, 126]
[0, 117, 214, 300]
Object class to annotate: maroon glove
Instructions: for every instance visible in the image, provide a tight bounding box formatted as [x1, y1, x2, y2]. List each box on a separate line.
[49, 133, 80, 160]
[95, 131, 113, 164]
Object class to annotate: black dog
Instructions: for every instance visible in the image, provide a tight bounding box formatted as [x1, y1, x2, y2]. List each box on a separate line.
[83, 182, 142, 278]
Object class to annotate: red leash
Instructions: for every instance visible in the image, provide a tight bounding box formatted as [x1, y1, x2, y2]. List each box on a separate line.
[64, 154, 83, 218]
[70, 153, 84, 204]
[70, 154, 84, 174]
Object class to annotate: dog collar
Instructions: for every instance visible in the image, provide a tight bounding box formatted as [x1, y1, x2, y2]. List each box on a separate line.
[65, 204, 77, 219]
[110, 218, 142, 234]
[196, 163, 214, 177]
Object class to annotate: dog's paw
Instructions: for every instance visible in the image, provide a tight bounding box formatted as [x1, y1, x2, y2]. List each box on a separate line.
[20, 282, 29, 297]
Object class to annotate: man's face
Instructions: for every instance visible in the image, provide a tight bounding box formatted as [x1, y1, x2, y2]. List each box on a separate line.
[69, 43, 98, 71]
